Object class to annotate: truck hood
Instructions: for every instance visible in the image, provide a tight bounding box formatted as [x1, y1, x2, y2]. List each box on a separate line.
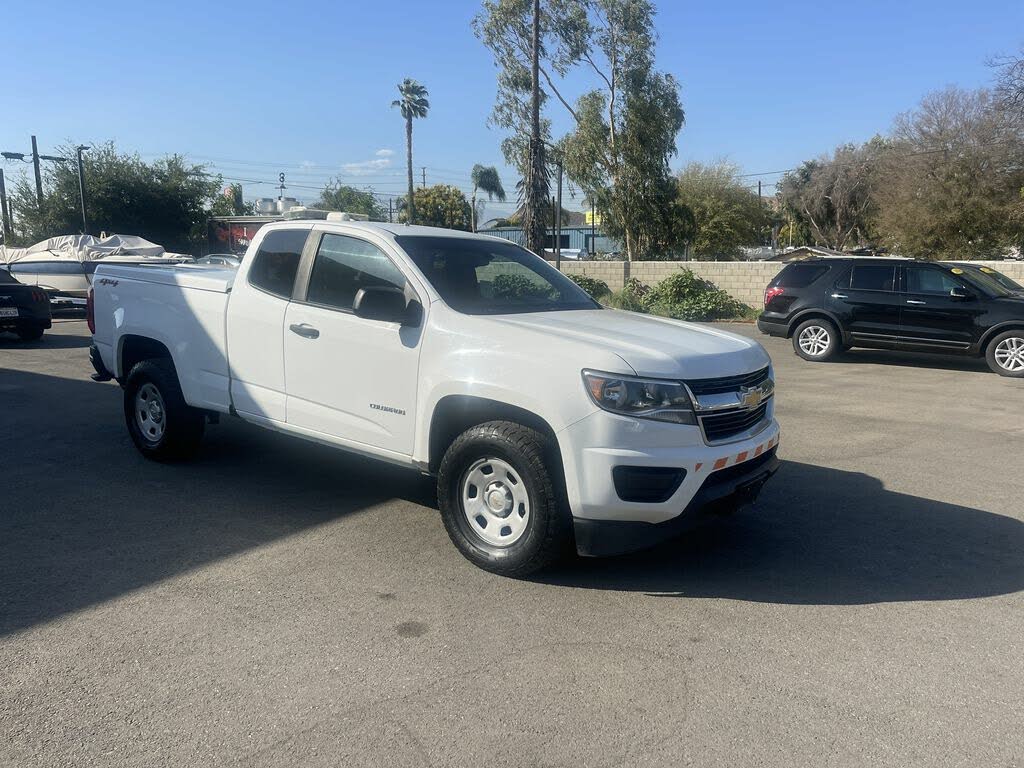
[487, 308, 771, 380]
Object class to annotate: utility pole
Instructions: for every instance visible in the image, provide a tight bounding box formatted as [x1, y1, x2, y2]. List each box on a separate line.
[76, 145, 90, 234]
[758, 179, 762, 203]
[31, 136, 43, 205]
[388, 197, 393, 223]
[554, 162, 563, 269]
[0, 169, 10, 241]
[591, 199, 596, 257]
[421, 167, 426, 188]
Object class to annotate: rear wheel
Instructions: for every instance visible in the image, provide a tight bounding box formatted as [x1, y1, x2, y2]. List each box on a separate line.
[17, 325, 44, 342]
[123, 359, 205, 460]
[792, 318, 840, 362]
[437, 420, 572, 577]
[986, 330, 1024, 378]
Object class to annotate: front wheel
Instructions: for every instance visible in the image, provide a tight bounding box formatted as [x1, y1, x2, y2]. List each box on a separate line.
[124, 359, 205, 461]
[792, 318, 841, 362]
[986, 330, 1024, 378]
[437, 421, 572, 577]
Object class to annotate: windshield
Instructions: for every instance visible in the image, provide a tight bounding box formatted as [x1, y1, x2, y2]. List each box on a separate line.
[955, 265, 1015, 297]
[962, 265, 1022, 293]
[397, 235, 600, 315]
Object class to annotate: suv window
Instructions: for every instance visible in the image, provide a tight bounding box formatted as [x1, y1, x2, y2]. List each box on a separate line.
[905, 265, 963, 295]
[248, 229, 307, 298]
[775, 263, 830, 288]
[306, 233, 406, 311]
[850, 264, 896, 292]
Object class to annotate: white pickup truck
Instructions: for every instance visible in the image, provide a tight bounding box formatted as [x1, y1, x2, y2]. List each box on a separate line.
[89, 221, 780, 575]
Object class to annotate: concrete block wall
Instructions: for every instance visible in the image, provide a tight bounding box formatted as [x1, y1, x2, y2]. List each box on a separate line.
[552, 259, 1024, 308]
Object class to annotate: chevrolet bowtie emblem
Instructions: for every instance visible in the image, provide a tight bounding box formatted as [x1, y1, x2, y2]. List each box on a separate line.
[738, 385, 764, 408]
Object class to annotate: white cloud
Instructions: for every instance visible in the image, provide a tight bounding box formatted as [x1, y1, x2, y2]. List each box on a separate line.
[374, 148, 395, 158]
[299, 160, 317, 169]
[341, 155, 393, 176]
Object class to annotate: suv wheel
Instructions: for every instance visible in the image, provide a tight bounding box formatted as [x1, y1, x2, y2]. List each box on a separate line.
[793, 319, 840, 362]
[437, 420, 572, 577]
[124, 359, 205, 460]
[987, 330, 1024, 378]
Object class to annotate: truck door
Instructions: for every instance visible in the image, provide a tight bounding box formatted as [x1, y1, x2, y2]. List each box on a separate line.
[283, 231, 422, 456]
[226, 228, 309, 423]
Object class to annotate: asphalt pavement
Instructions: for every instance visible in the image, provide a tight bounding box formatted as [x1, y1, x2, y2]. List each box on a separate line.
[1, 319, 1022, 767]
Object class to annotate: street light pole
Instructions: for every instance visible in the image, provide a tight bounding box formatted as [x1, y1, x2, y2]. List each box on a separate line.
[554, 161, 563, 270]
[31, 135, 43, 205]
[76, 145, 90, 234]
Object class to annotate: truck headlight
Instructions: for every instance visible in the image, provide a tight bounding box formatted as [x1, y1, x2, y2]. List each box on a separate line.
[582, 371, 696, 425]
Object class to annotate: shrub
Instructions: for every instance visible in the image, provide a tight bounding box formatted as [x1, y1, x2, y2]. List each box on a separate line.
[492, 273, 552, 300]
[643, 270, 747, 321]
[567, 273, 611, 299]
[606, 277, 651, 311]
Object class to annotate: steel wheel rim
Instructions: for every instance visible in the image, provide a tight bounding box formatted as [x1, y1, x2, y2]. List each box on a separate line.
[461, 457, 530, 547]
[135, 383, 167, 443]
[994, 336, 1024, 372]
[798, 325, 831, 356]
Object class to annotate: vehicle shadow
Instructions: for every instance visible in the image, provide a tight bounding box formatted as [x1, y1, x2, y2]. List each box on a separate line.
[0, 328, 92, 350]
[539, 460, 1024, 605]
[0, 366, 435, 637]
[834, 348, 991, 374]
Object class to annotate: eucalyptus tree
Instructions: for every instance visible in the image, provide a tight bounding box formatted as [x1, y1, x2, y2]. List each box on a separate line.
[391, 78, 430, 224]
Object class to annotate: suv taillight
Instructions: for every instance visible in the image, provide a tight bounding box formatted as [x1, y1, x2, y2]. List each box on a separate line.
[32, 289, 47, 304]
[86, 287, 95, 334]
[764, 286, 784, 308]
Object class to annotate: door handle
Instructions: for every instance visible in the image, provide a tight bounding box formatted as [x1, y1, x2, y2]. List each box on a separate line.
[830, 293, 848, 299]
[289, 323, 320, 339]
[905, 300, 927, 305]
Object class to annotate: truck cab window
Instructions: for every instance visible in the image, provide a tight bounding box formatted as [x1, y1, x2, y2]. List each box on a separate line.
[306, 233, 406, 311]
[248, 229, 308, 298]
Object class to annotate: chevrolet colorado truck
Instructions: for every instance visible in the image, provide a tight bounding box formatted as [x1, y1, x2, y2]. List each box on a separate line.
[89, 221, 780, 576]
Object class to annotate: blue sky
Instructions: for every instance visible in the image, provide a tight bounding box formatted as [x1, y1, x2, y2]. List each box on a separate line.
[2, 0, 1021, 218]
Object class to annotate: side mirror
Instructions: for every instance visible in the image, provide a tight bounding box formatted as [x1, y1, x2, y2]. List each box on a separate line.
[353, 286, 417, 324]
[950, 286, 974, 301]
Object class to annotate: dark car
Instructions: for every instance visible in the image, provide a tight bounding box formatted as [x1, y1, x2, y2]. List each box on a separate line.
[757, 258, 1024, 377]
[0, 269, 53, 341]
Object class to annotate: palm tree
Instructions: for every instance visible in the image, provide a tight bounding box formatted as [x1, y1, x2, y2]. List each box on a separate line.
[470, 164, 506, 231]
[392, 79, 430, 225]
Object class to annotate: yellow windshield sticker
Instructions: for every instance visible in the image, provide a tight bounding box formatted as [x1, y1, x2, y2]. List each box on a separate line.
[980, 267, 995, 273]
[950, 268, 964, 274]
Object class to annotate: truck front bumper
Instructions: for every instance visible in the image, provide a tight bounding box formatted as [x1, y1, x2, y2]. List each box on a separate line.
[573, 447, 779, 556]
[556, 408, 781, 556]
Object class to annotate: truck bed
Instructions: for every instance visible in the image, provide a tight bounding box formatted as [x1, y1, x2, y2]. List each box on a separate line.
[92, 263, 236, 413]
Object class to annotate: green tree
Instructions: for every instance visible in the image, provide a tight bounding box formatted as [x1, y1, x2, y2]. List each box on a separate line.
[675, 161, 768, 259]
[476, 0, 685, 260]
[470, 164, 507, 231]
[391, 78, 430, 225]
[400, 185, 472, 230]
[474, 0, 552, 254]
[8, 141, 220, 251]
[778, 142, 881, 252]
[208, 183, 256, 217]
[315, 180, 384, 219]
[873, 87, 1024, 258]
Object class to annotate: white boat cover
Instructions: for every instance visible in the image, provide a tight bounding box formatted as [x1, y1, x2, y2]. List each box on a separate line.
[0, 234, 190, 264]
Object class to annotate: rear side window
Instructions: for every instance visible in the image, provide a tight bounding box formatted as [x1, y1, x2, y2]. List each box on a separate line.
[850, 264, 896, 292]
[248, 229, 308, 298]
[306, 233, 405, 311]
[775, 263, 830, 288]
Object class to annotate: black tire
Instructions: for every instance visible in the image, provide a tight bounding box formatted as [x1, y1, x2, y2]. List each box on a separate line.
[437, 420, 572, 577]
[985, 330, 1024, 378]
[123, 359, 205, 461]
[792, 318, 841, 362]
[17, 325, 44, 342]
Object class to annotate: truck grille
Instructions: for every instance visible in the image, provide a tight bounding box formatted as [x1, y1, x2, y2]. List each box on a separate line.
[687, 366, 770, 396]
[699, 402, 769, 443]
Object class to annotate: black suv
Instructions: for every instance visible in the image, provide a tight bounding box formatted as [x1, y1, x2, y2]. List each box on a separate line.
[757, 258, 1024, 377]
